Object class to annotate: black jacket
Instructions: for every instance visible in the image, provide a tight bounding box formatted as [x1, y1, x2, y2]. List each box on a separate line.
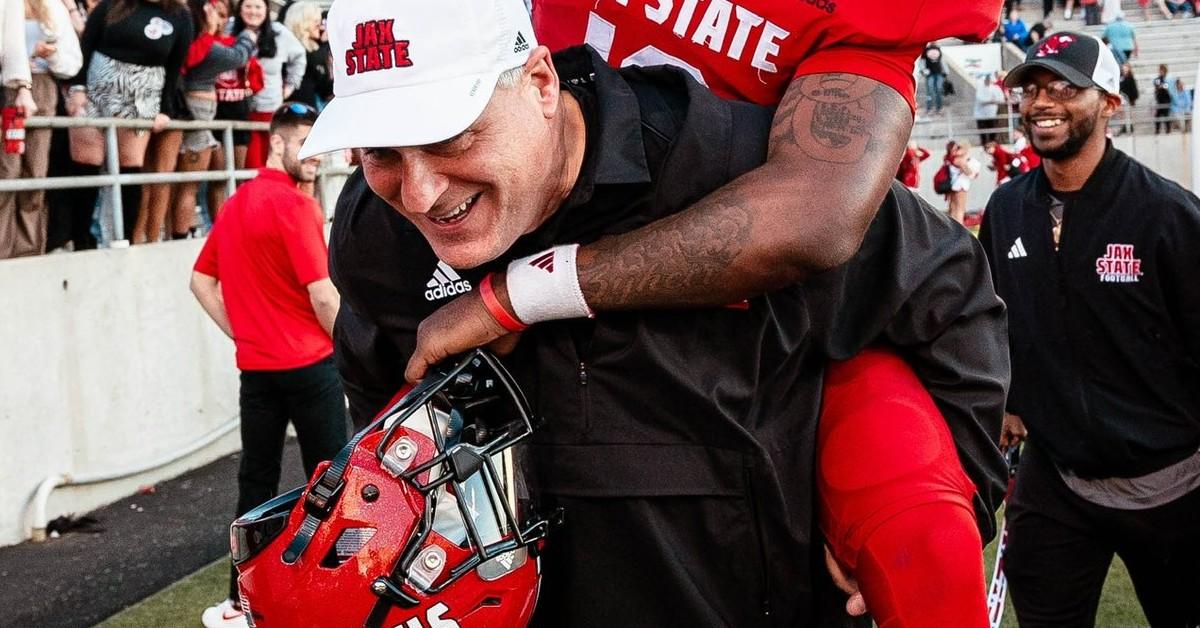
[331, 46, 1008, 627]
[978, 145, 1200, 478]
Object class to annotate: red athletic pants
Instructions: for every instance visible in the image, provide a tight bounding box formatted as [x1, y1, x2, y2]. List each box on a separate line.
[818, 348, 988, 628]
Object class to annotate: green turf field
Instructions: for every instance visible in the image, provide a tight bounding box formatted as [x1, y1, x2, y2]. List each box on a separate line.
[98, 510, 1150, 628]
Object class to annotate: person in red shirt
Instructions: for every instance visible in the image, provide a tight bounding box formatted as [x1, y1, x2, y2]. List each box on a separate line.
[1013, 128, 1042, 171]
[984, 140, 1019, 185]
[190, 102, 348, 628]
[393, 2, 1006, 624]
[896, 140, 931, 190]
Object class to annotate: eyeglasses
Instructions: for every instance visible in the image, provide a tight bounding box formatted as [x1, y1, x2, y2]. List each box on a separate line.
[1019, 80, 1081, 102]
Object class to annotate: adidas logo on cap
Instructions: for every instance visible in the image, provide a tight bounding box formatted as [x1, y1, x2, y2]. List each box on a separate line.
[424, 260, 473, 301]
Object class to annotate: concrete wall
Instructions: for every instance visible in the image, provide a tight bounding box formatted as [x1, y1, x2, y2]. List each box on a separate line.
[0, 240, 240, 547]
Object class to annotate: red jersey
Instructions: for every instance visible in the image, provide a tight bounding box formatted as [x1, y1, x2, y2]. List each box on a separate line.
[533, 0, 1001, 110]
[988, 144, 1016, 184]
[194, 169, 333, 371]
[896, 146, 930, 188]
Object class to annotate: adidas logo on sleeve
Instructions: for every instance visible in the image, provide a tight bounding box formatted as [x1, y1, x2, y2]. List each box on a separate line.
[424, 260, 473, 301]
[1007, 237, 1028, 259]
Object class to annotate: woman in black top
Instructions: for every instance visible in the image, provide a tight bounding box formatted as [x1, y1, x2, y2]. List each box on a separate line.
[66, 0, 192, 241]
[1119, 63, 1138, 135]
[167, 0, 255, 238]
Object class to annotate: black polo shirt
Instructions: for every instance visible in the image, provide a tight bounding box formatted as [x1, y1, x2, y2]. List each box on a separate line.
[330, 46, 1008, 627]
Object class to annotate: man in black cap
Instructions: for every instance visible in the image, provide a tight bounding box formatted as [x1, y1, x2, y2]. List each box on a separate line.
[979, 32, 1200, 627]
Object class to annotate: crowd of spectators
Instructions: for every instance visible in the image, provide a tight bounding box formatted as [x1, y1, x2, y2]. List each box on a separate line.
[984, 4, 1195, 136]
[0, 0, 334, 260]
[1007, 0, 1199, 22]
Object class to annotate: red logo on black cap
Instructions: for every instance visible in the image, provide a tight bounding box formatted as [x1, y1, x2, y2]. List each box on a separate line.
[1035, 34, 1077, 58]
[345, 20, 412, 76]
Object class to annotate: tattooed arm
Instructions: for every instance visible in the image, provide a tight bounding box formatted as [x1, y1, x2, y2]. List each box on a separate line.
[402, 73, 913, 381]
[576, 73, 910, 309]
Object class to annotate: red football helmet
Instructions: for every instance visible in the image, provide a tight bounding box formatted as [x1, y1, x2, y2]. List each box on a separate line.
[230, 350, 554, 628]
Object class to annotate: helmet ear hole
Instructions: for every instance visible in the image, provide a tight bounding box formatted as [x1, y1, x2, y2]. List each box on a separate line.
[319, 527, 378, 568]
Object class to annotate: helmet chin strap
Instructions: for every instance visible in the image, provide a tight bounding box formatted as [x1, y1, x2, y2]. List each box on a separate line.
[280, 360, 455, 565]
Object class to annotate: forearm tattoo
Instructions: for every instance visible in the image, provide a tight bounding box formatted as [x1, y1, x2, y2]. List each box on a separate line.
[579, 199, 753, 309]
[581, 73, 906, 309]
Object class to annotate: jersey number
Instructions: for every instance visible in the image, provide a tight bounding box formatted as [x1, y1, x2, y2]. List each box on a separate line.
[583, 12, 708, 85]
[393, 603, 460, 628]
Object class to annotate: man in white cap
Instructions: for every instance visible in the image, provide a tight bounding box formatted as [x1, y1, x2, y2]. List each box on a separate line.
[980, 32, 1200, 627]
[303, 0, 1010, 625]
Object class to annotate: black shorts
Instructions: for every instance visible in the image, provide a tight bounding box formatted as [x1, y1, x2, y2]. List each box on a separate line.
[216, 99, 253, 146]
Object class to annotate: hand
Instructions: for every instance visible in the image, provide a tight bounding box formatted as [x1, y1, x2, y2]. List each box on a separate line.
[152, 113, 170, 133]
[405, 288, 515, 383]
[66, 89, 87, 116]
[999, 412, 1027, 449]
[283, 85, 294, 100]
[243, 28, 258, 42]
[14, 88, 37, 116]
[33, 41, 57, 58]
[825, 546, 868, 617]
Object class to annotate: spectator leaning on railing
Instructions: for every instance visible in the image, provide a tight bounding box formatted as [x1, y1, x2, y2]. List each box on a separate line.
[67, 0, 193, 242]
[0, 0, 78, 258]
[281, 0, 329, 110]
[234, 0, 302, 169]
[0, 0, 35, 121]
[206, 0, 260, 216]
[167, 0, 254, 239]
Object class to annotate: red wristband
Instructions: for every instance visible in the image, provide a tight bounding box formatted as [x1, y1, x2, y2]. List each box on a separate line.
[480, 273, 528, 333]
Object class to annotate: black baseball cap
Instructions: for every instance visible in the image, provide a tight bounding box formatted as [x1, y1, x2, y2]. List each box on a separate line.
[1004, 32, 1120, 95]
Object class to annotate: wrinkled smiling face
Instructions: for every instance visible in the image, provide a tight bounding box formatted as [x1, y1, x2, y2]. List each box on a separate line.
[359, 83, 561, 269]
[1019, 68, 1106, 161]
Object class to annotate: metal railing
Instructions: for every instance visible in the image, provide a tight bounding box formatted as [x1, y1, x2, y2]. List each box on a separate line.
[8, 116, 269, 243]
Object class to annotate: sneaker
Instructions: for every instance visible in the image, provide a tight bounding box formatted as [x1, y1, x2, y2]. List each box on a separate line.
[201, 599, 248, 628]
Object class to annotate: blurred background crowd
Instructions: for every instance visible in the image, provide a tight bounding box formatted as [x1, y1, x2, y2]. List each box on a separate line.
[0, 0, 1193, 255]
[906, 0, 1195, 226]
[0, 0, 333, 259]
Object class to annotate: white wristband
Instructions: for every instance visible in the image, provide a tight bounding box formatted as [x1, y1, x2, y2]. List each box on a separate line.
[506, 244, 594, 325]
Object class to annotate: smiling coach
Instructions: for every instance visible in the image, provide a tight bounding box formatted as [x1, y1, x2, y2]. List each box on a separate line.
[977, 33, 1200, 627]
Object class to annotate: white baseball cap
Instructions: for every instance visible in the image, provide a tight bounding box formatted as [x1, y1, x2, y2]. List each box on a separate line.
[298, 0, 537, 159]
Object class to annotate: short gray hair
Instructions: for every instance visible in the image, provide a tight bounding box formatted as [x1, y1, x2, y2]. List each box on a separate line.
[495, 65, 526, 89]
